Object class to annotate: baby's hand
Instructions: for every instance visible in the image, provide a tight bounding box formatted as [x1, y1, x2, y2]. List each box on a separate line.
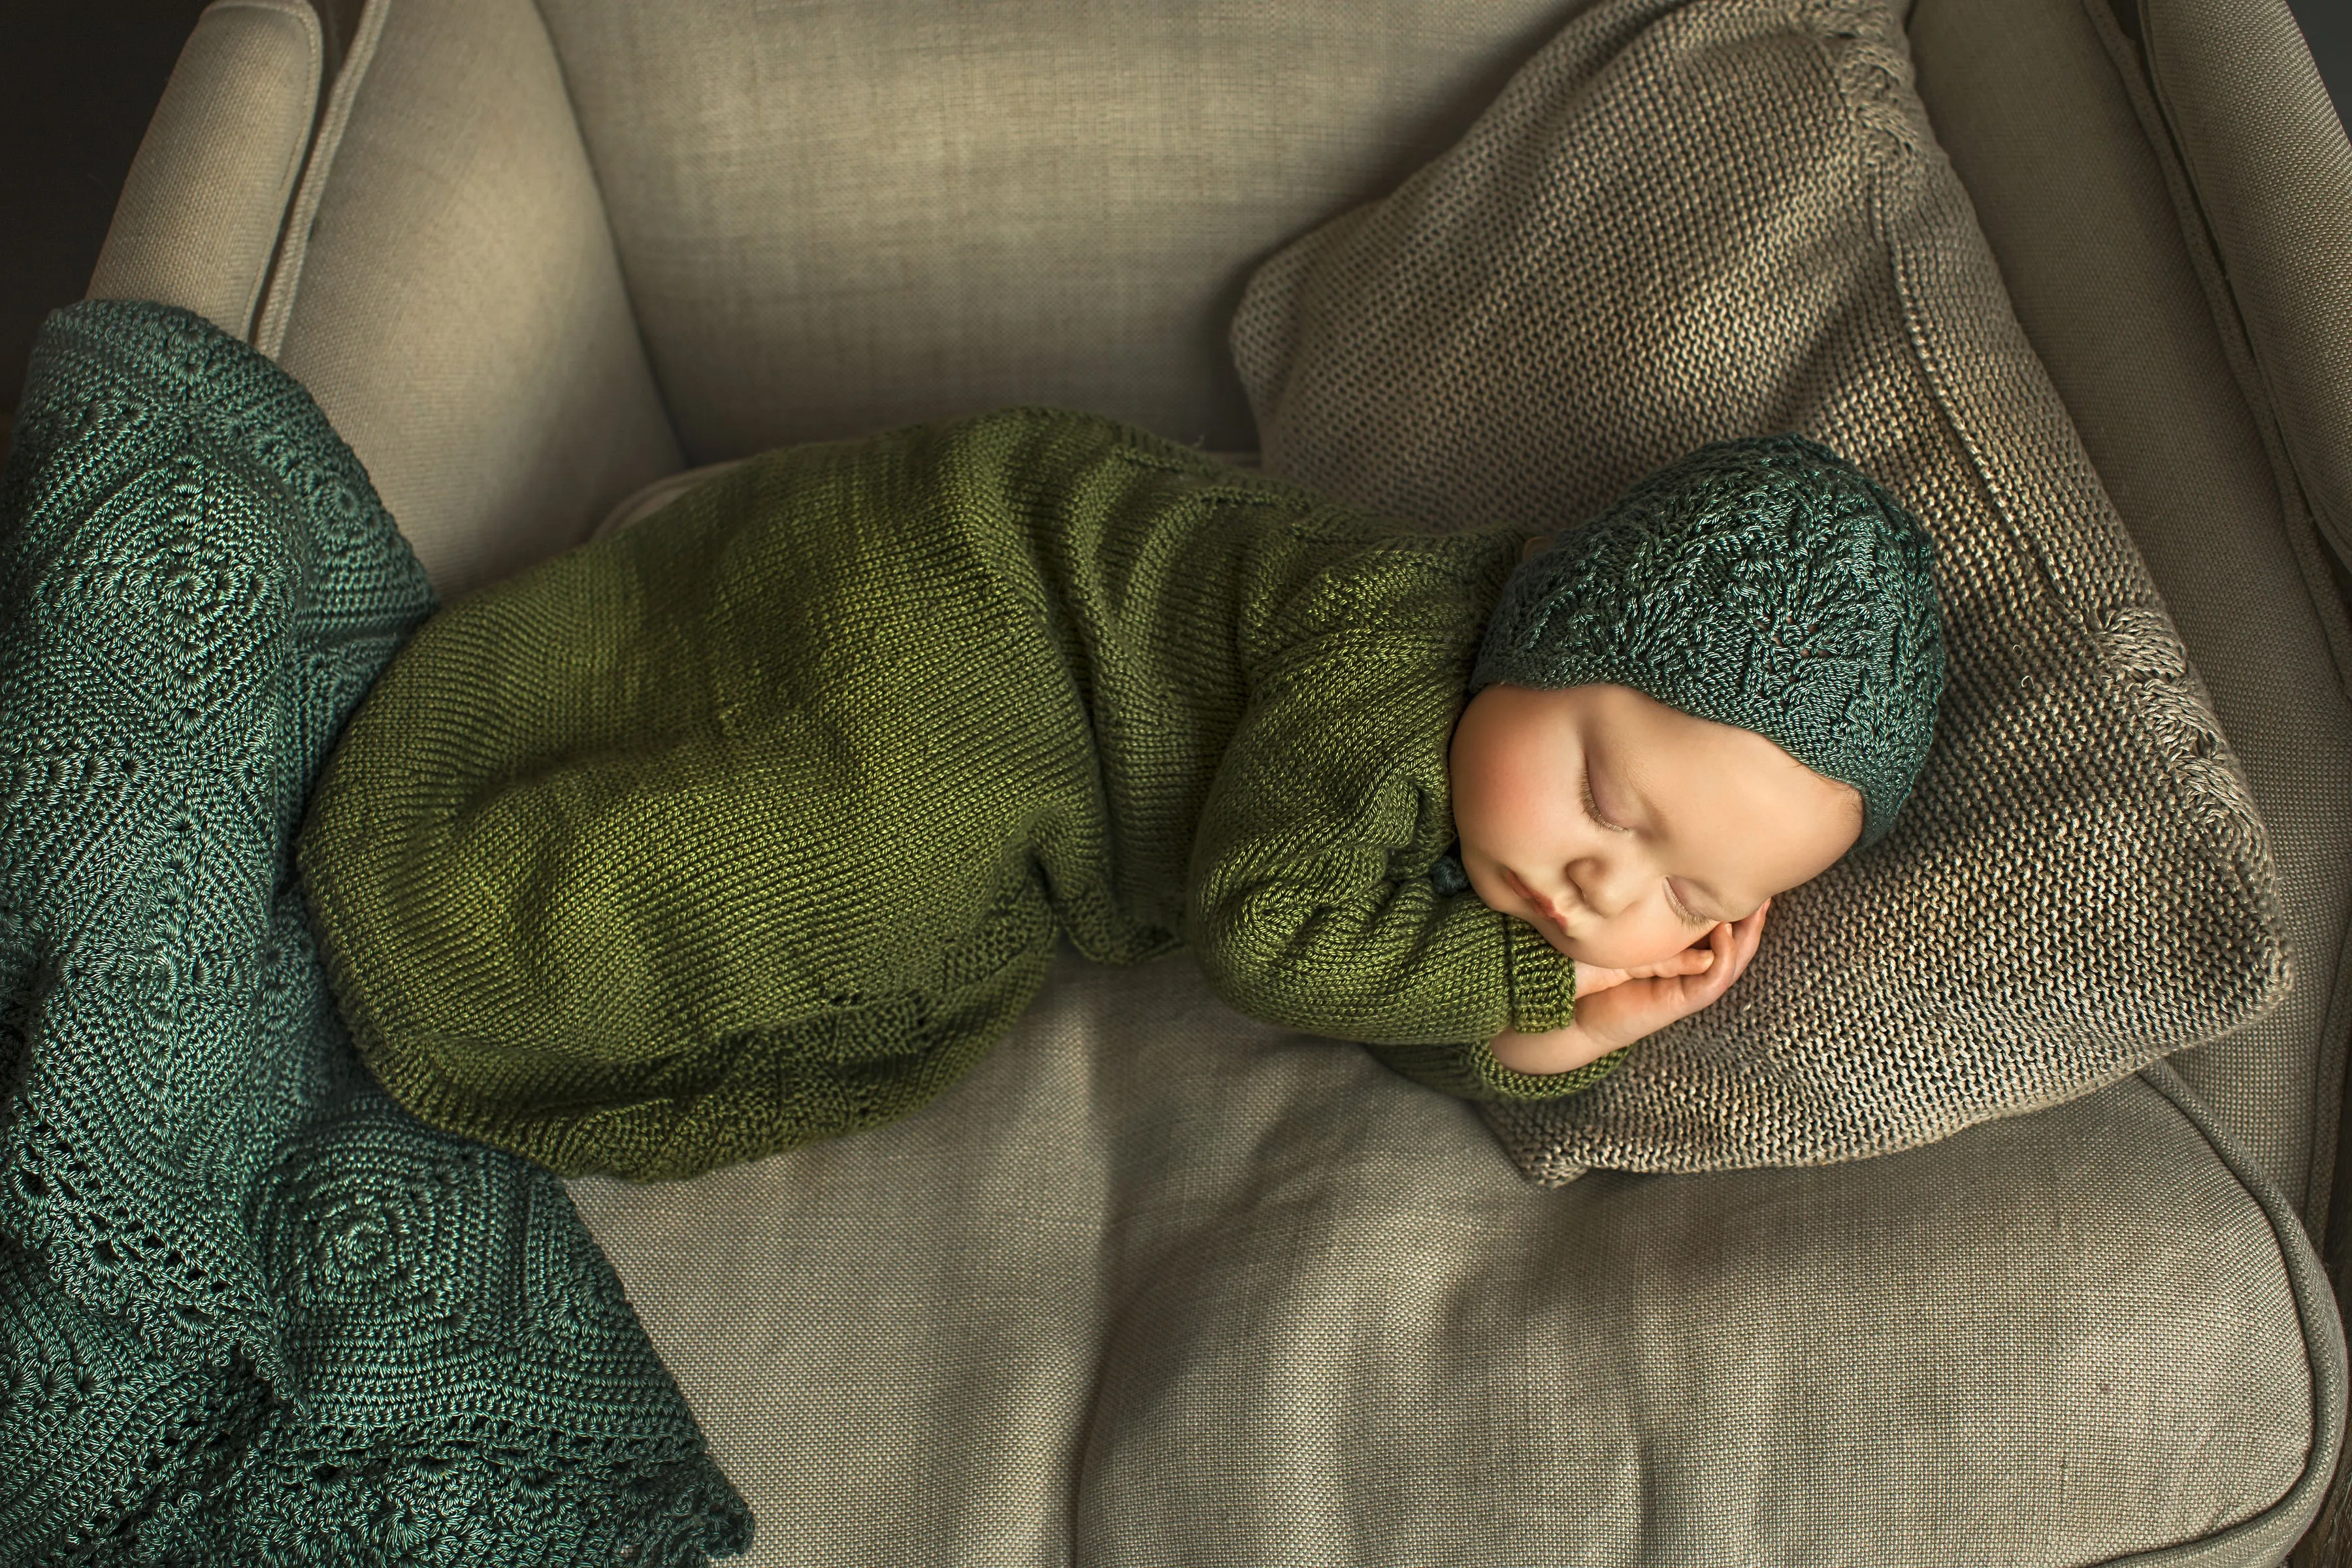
[1569, 945, 1720, 996]
[1488, 902, 1769, 1076]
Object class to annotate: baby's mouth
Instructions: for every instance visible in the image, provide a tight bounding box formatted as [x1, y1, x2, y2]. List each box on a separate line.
[1503, 867, 1568, 928]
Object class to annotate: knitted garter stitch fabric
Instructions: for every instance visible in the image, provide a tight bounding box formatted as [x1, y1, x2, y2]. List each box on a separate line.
[0, 301, 750, 1564]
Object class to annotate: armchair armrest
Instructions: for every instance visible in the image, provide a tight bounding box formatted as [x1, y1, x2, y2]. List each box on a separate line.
[2138, 0, 2352, 576]
[86, 0, 321, 344]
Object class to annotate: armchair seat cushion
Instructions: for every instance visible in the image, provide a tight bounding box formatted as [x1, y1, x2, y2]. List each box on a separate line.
[572, 945, 2345, 1564]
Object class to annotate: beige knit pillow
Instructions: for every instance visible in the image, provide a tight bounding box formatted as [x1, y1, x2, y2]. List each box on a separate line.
[1229, 0, 2289, 1181]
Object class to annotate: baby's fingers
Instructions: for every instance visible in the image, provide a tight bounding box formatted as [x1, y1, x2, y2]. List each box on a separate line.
[1714, 899, 1771, 990]
[1690, 917, 1740, 1000]
[1682, 945, 1718, 973]
[1618, 947, 1717, 983]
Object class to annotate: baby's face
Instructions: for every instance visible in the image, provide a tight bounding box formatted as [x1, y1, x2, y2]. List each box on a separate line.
[1447, 681, 1863, 970]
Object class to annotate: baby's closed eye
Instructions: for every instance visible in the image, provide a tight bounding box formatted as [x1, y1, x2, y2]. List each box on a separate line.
[1666, 881, 1711, 927]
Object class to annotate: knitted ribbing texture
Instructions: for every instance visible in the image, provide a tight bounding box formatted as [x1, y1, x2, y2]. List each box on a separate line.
[299, 406, 1620, 1183]
[0, 300, 751, 1564]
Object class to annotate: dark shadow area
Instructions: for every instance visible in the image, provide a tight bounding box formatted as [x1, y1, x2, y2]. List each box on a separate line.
[0, 0, 214, 442]
[2287, 0, 2349, 135]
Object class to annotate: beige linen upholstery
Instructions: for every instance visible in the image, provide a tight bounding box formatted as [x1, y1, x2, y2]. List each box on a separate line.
[594, 460, 747, 540]
[86, 0, 321, 342]
[527, 0, 1597, 463]
[92, 0, 2351, 1558]
[573, 946, 2344, 1566]
[1908, 0, 2352, 1250]
[2137, 0, 2352, 576]
[250, 0, 683, 598]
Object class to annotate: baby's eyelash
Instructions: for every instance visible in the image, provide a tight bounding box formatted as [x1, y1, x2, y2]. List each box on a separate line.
[1583, 764, 1704, 926]
[1580, 768, 1627, 833]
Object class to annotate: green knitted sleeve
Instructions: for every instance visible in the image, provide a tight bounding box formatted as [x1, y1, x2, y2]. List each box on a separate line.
[1184, 623, 1608, 1104]
[1364, 1033, 1632, 1104]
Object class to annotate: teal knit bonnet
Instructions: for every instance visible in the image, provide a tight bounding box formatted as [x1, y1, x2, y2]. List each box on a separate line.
[1471, 434, 1946, 852]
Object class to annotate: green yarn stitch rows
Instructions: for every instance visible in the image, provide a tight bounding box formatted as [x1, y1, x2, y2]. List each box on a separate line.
[0, 300, 749, 1564]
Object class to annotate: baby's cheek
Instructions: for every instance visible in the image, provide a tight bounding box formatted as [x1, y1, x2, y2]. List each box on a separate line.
[1463, 746, 1556, 842]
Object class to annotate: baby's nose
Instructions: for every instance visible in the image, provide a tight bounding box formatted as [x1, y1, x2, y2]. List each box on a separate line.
[1573, 859, 1639, 917]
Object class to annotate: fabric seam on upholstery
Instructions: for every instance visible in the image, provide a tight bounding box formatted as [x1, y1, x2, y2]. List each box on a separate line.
[2093, 1060, 2349, 1567]
[205, 0, 324, 342]
[2136, 0, 2352, 587]
[523, 0, 692, 469]
[2082, 0, 2352, 1244]
[252, 0, 389, 357]
[2083, 0, 2352, 704]
[2316, 902, 2352, 1258]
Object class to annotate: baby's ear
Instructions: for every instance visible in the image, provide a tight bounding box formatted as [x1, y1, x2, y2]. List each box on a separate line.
[1521, 534, 1554, 562]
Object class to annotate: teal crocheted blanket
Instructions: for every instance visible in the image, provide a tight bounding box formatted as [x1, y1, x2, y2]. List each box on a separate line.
[0, 301, 751, 1563]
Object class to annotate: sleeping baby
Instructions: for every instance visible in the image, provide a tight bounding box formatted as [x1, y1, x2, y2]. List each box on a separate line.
[295, 406, 1944, 1181]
